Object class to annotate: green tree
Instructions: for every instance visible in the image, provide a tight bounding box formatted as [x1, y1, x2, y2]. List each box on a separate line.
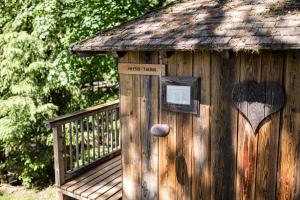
[0, 0, 173, 188]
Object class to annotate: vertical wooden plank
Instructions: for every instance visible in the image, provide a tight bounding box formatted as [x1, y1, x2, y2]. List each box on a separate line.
[277, 50, 300, 200]
[101, 112, 105, 156]
[159, 52, 177, 200]
[69, 122, 73, 170]
[192, 51, 211, 200]
[255, 51, 284, 200]
[92, 115, 96, 160]
[140, 51, 159, 200]
[120, 52, 131, 200]
[110, 109, 114, 151]
[211, 52, 239, 200]
[76, 120, 80, 168]
[115, 109, 119, 148]
[106, 111, 109, 153]
[114, 109, 118, 150]
[176, 51, 193, 200]
[120, 51, 142, 200]
[87, 117, 90, 163]
[53, 125, 65, 186]
[130, 51, 142, 200]
[236, 52, 261, 200]
[56, 192, 68, 200]
[63, 124, 67, 172]
[80, 119, 85, 166]
[97, 113, 101, 158]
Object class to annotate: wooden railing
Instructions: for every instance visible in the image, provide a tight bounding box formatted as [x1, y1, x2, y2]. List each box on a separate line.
[45, 100, 120, 186]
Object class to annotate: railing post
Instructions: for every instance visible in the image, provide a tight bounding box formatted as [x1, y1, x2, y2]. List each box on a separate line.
[52, 125, 65, 186]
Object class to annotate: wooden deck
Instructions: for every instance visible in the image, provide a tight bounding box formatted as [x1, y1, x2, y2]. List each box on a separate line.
[59, 155, 122, 200]
[45, 100, 121, 200]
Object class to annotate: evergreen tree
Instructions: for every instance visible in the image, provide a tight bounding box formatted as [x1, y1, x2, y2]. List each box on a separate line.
[0, 0, 173, 188]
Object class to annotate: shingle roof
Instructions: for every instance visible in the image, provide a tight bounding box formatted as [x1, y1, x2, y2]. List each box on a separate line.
[71, 0, 300, 53]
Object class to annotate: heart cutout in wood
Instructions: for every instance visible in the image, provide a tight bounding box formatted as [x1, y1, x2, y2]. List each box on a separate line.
[232, 80, 285, 133]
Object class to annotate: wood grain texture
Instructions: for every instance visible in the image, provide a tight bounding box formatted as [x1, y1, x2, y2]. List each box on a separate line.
[46, 100, 119, 128]
[116, 50, 300, 200]
[73, 165, 121, 195]
[159, 52, 177, 200]
[176, 52, 193, 200]
[255, 51, 284, 200]
[118, 63, 165, 76]
[277, 50, 300, 200]
[232, 80, 284, 133]
[119, 53, 129, 200]
[53, 126, 65, 186]
[140, 51, 159, 200]
[61, 156, 120, 190]
[192, 51, 211, 200]
[211, 52, 239, 200]
[120, 52, 141, 200]
[236, 52, 261, 200]
[127, 51, 142, 200]
[60, 155, 122, 200]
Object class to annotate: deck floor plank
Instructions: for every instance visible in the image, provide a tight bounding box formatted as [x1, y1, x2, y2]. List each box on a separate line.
[87, 174, 122, 199]
[73, 164, 121, 195]
[81, 170, 122, 199]
[60, 155, 122, 200]
[62, 156, 121, 190]
[96, 182, 122, 200]
[107, 190, 122, 200]
[67, 160, 121, 192]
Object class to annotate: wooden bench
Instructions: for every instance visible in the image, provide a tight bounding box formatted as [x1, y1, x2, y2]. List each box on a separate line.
[45, 100, 122, 200]
[59, 155, 122, 200]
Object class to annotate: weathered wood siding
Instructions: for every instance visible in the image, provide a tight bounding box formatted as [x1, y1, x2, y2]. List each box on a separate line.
[119, 50, 300, 200]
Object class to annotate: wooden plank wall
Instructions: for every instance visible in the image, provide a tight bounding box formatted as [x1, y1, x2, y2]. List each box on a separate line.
[119, 50, 300, 200]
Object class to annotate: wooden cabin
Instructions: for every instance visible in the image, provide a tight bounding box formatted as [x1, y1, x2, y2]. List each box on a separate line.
[47, 0, 300, 199]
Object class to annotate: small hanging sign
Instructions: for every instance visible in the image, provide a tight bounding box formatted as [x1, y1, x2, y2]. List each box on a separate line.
[118, 63, 166, 76]
[161, 76, 200, 115]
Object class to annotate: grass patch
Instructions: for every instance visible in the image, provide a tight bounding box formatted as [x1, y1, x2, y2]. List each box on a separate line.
[0, 184, 56, 200]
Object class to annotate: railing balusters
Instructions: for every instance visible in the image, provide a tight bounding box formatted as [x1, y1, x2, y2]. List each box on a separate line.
[97, 113, 100, 158]
[106, 111, 109, 154]
[75, 121, 79, 168]
[101, 112, 105, 156]
[92, 115, 96, 160]
[114, 110, 117, 149]
[115, 109, 119, 148]
[46, 100, 119, 181]
[86, 117, 90, 163]
[81, 118, 85, 166]
[69, 122, 73, 171]
[110, 109, 114, 151]
[63, 124, 67, 172]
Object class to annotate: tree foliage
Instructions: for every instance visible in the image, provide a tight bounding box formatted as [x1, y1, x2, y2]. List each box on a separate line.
[0, 0, 173, 188]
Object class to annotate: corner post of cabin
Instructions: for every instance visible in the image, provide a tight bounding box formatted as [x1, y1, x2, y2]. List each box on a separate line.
[51, 124, 66, 199]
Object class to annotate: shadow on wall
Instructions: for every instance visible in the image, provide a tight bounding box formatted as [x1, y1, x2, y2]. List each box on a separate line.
[116, 0, 300, 199]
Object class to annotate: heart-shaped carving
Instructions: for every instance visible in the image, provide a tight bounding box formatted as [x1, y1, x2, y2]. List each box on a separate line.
[232, 80, 285, 133]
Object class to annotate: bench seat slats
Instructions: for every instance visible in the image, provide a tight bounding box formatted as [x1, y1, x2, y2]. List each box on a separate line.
[84, 170, 122, 198]
[88, 173, 122, 199]
[62, 156, 120, 190]
[60, 155, 122, 200]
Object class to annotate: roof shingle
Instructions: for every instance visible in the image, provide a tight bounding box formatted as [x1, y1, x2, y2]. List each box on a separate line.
[71, 0, 300, 53]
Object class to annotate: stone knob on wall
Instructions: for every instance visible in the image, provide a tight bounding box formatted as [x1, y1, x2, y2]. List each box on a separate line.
[150, 124, 170, 137]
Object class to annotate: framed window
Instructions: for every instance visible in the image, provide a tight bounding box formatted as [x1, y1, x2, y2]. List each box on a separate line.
[161, 76, 200, 115]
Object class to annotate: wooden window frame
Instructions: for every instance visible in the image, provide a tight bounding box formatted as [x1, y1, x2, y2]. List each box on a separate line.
[161, 76, 200, 115]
